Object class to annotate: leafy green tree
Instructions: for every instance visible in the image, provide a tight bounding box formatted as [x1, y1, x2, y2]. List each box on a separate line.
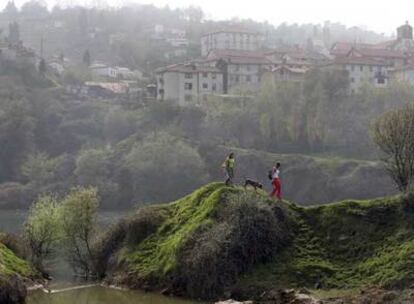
[371, 104, 414, 191]
[21, 152, 64, 187]
[123, 133, 208, 202]
[24, 195, 61, 270]
[60, 187, 99, 277]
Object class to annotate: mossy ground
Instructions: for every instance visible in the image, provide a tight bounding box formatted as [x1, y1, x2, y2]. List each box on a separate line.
[121, 183, 235, 278]
[112, 183, 414, 298]
[240, 192, 414, 292]
[0, 244, 36, 279]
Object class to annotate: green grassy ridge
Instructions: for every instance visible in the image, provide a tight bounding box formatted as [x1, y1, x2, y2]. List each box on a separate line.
[121, 182, 236, 278]
[242, 192, 414, 290]
[113, 183, 414, 297]
[0, 242, 37, 280]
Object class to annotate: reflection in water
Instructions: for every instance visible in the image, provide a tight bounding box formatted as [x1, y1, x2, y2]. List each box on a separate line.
[28, 286, 197, 304]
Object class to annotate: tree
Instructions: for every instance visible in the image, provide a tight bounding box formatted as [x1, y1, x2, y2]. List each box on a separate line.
[123, 133, 208, 202]
[24, 195, 61, 270]
[371, 104, 414, 191]
[21, 152, 63, 187]
[82, 50, 91, 67]
[60, 187, 99, 277]
[38, 58, 46, 75]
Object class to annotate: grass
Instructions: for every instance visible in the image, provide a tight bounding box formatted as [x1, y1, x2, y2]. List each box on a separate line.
[122, 182, 232, 278]
[0, 243, 37, 279]
[109, 183, 414, 299]
[240, 192, 414, 291]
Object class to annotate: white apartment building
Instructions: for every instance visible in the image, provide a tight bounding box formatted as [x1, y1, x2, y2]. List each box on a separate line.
[205, 49, 272, 92]
[201, 28, 263, 57]
[156, 63, 224, 105]
[326, 56, 390, 92]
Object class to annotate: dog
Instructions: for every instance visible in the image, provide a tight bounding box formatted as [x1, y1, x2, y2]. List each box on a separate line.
[244, 178, 263, 191]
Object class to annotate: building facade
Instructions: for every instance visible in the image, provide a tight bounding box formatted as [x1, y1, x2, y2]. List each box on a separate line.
[201, 28, 263, 57]
[156, 63, 224, 105]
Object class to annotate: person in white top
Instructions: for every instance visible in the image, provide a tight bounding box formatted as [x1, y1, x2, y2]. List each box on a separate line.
[269, 162, 282, 200]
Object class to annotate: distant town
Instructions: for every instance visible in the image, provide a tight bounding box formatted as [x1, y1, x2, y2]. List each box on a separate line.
[1, 1, 414, 105]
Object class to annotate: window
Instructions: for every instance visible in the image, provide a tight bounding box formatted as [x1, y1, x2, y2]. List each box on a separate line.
[185, 94, 193, 102]
[350, 77, 355, 83]
[360, 65, 363, 72]
[185, 73, 193, 79]
[351, 65, 355, 71]
[184, 83, 193, 90]
[212, 83, 217, 91]
[246, 65, 251, 71]
[235, 76, 240, 82]
[246, 75, 251, 82]
[202, 72, 208, 78]
[234, 65, 239, 72]
[202, 83, 208, 89]
[212, 73, 217, 79]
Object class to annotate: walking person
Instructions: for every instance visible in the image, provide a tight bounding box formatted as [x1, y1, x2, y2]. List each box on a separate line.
[222, 152, 235, 186]
[269, 162, 282, 200]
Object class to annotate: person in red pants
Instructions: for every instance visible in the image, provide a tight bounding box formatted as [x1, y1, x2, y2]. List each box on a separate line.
[270, 162, 282, 200]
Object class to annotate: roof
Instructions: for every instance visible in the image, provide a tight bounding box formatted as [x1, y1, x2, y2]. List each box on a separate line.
[202, 27, 260, 37]
[271, 65, 309, 74]
[155, 62, 222, 73]
[85, 82, 128, 94]
[332, 56, 390, 66]
[388, 63, 414, 72]
[348, 47, 406, 59]
[206, 49, 271, 65]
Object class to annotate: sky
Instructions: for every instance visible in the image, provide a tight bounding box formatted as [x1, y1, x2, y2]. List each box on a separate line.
[5, 0, 414, 35]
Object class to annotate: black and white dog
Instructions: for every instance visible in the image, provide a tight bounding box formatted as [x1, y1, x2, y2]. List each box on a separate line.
[244, 178, 263, 191]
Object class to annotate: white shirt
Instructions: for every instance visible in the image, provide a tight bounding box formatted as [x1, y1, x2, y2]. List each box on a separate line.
[273, 169, 280, 179]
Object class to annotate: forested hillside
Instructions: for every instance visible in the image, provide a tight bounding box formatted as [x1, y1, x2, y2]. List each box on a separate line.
[1, 60, 410, 209]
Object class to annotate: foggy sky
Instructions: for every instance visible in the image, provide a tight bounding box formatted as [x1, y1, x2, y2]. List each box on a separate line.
[7, 0, 414, 35]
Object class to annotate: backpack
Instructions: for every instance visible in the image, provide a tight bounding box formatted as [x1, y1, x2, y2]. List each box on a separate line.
[268, 170, 273, 180]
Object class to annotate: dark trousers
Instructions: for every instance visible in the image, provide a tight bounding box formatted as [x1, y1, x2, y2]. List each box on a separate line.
[225, 168, 234, 186]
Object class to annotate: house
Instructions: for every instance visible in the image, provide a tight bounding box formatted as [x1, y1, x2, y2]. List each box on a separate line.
[204, 49, 272, 92]
[201, 27, 263, 57]
[156, 63, 224, 106]
[89, 63, 118, 79]
[263, 64, 309, 84]
[327, 22, 414, 91]
[325, 56, 390, 92]
[389, 64, 414, 85]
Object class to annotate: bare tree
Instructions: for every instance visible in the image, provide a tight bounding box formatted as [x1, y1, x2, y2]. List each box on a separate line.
[371, 104, 414, 191]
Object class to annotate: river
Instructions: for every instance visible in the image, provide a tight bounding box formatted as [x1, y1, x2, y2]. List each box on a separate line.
[0, 210, 200, 304]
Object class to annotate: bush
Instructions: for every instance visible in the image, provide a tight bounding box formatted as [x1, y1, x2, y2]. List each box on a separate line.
[174, 192, 292, 299]
[24, 195, 61, 270]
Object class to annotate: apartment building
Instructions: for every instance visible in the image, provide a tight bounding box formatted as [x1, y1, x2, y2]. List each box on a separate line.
[156, 63, 224, 105]
[201, 28, 263, 57]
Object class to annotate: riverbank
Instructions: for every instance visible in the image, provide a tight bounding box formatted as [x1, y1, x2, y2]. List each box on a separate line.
[0, 239, 41, 304]
[93, 183, 414, 302]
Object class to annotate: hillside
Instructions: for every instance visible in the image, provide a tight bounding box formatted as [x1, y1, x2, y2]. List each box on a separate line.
[95, 183, 414, 301]
[202, 145, 395, 205]
[0, 236, 39, 304]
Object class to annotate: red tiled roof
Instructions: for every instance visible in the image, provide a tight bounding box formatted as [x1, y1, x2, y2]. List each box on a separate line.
[332, 56, 389, 66]
[349, 47, 406, 58]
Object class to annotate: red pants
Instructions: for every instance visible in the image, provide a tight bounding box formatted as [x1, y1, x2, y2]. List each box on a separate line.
[270, 178, 282, 200]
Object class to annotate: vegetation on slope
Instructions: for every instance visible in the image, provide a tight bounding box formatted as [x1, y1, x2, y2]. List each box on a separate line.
[0, 236, 39, 304]
[98, 183, 292, 299]
[97, 183, 414, 300]
[237, 192, 414, 298]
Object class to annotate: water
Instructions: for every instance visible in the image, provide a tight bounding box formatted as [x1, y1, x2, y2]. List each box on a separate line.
[27, 286, 197, 304]
[2, 210, 199, 304]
